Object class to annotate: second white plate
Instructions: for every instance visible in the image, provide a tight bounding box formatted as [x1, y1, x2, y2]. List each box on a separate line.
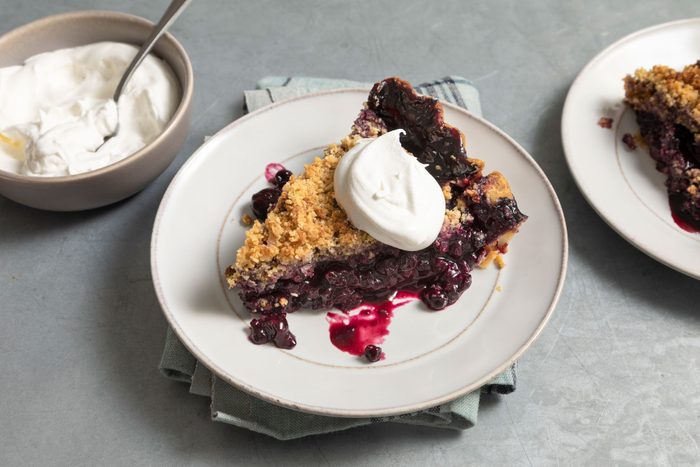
[562, 18, 700, 279]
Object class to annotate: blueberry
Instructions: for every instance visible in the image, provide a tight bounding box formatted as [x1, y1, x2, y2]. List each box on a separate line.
[399, 254, 418, 272]
[376, 258, 398, 276]
[417, 253, 433, 272]
[421, 284, 449, 310]
[373, 275, 392, 290]
[401, 269, 416, 280]
[274, 169, 293, 188]
[251, 187, 281, 221]
[271, 314, 288, 332]
[446, 290, 461, 304]
[359, 271, 384, 290]
[449, 238, 464, 257]
[358, 271, 375, 288]
[434, 237, 450, 253]
[456, 259, 471, 274]
[470, 230, 487, 250]
[434, 257, 459, 278]
[249, 326, 269, 345]
[364, 345, 383, 362]
[249, 317, 276, 344]
[453, 273, 472, 293]
[274, 330, 297, 349]
[434, 257, 451, 273]
[444, 280, 463, 303]
[441, 264, 461, 284]
[324, 267, 350, 287]
[249, 313, 297, 349]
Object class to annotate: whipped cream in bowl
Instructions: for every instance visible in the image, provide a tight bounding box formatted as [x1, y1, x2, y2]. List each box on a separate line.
[0, 41, 179, 177]
[334, 129, 446, 250]
[0, 11, 193, 210]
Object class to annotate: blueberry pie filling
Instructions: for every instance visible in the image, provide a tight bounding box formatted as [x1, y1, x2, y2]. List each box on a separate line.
[226, 77, 527, 351]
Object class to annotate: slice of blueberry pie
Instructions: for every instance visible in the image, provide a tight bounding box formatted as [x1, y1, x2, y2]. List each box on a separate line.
[624, 62, 700, 232]
[226, 77, 527, 349]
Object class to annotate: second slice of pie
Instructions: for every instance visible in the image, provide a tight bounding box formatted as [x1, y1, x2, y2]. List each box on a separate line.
[624, 62, 700, 231]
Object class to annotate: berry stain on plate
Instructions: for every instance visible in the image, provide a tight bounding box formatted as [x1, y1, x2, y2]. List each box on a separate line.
[327, 291, 419, 362]
[264, 162, 286, 183]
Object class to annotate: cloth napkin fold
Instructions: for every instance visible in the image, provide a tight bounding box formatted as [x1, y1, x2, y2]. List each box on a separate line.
[159, 76, 516, 440]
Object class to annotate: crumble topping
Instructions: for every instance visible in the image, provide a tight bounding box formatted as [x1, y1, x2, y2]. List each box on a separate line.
[478, 249, 499, 268]
[624, 62, 700, 139]
[241, 214, 254, 226]
[482, 172, 514, 205]
[442, 184, 453, 201]
[494, 254, 506, 269]
[229, 136, 376, 284]
[598, 117, 613, 129]
[444, 207, 462, 227]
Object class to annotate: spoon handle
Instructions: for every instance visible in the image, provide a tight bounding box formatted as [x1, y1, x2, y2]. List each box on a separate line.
[113, 0, 193, 101]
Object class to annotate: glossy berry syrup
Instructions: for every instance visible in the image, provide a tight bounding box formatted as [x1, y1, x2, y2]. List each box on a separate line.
[249, 312, 297, 349]
[671, 203, 700, 233]
[326, 291, 418, 361]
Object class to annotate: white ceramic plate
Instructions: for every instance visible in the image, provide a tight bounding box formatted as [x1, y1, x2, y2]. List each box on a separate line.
[562, 18, 700, 279]
[151, 89, 567, 417]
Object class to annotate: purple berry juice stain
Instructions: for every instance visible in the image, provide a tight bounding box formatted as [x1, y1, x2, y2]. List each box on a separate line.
[326, 291, 419, 358]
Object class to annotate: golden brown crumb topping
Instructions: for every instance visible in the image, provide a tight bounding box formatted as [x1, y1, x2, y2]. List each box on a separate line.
[228, 136, 376, 285]
[241, 214, 254, 226]
[624, 63, 700, 138]
[481, 172, 514, 205]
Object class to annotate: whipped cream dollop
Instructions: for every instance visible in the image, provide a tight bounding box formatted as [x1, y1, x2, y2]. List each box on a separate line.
[0, 42, 179, 176]
[334, 129, 445, 251]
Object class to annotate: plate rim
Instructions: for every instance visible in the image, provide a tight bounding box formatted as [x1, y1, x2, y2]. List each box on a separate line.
[151, 88, 569, 417]
[561, 17, 700, 280]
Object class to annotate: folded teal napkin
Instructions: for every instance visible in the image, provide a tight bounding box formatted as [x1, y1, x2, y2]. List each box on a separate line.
[159, 76, 516, 440]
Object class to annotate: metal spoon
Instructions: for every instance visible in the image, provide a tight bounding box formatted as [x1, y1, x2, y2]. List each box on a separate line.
[98, 0, 192, 149]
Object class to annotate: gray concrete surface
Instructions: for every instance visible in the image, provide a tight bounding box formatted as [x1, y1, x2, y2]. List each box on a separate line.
[1, 0, 699, 465]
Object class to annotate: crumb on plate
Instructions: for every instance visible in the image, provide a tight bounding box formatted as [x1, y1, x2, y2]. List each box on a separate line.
[495, 254, 506, 269]
[622, 133, 637, 150]
[241, 214, 254, 226]
[598, 117, 613, 129]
